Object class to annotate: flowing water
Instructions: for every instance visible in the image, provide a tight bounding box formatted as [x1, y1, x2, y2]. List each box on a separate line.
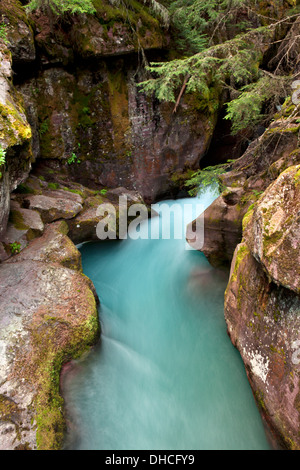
[63, 190, 271, 450]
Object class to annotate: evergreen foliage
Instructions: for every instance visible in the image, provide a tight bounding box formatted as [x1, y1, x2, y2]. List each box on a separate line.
[185, 164, 228, 196]
[224, 74, 290, 134]
[26, 0, 96, 15]
[168, 0, 249, 55]
[139, 5, 299, 135]
[138, 27, 272, 105]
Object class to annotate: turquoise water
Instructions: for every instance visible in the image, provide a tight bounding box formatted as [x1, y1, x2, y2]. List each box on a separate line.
[62, 190, 271, 450]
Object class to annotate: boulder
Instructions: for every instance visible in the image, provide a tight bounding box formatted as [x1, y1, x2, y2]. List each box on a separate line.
[7, 220, 82, 272]
[23, 194, 83, 223]
[224, 165, 300, 450]
[244, 165, 300, 294]
[0, 227, 99, 450]
[9, 206, 44, 233]
[225, 242, 300, 450]
[67, 189, 145, 244]
[0, 0, 36, 65]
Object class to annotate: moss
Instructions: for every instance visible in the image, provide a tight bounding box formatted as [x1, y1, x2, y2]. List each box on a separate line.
[263, 230, 284, 255]
[294, 167, 300, 186]
[47, 182, 60, 190]
[242, 204, 255, 231]
[266, 123, 300, 136]
[107, 68, 131, 155]
[231, 243, 251, 283]
[55, 220, 70, 236]
[16, 183, 36, 194]
[32, 290, 100, 450]
[9, 210, 29, 230]
[254, 390, 266, 412]
[0, 100, 32, 148]
[0, 0, 33, 28]
[62, 187, 85, 198]
[0, 394, 20, 422]
[84, 196, 104, 208]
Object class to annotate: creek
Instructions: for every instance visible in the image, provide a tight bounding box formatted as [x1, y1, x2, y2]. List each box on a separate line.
[63, 189, 271, 450]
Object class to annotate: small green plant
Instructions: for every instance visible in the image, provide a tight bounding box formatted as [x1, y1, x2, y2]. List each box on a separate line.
[48, 182, 60, 190]
[0, 145, 6, 178]
[0, 21, 9, 45]
[39, 119, 50, 136]
[9, 242, 21, 255]
[99, 189, 108, 196]
[0, 145, 6, 165]
[67, 152, 81, 165]
[252, 189, 264, 198]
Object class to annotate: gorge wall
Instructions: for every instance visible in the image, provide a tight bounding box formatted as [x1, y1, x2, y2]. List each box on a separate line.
[0, 0, 220, 450]
[0, 0, 299, 451]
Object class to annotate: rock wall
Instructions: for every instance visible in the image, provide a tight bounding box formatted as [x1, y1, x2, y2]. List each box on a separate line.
[0, 46, 32, 238]
[224, 165, 300, 449]
[0, 0, 217, 204]
[18, 62, 216, 203]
